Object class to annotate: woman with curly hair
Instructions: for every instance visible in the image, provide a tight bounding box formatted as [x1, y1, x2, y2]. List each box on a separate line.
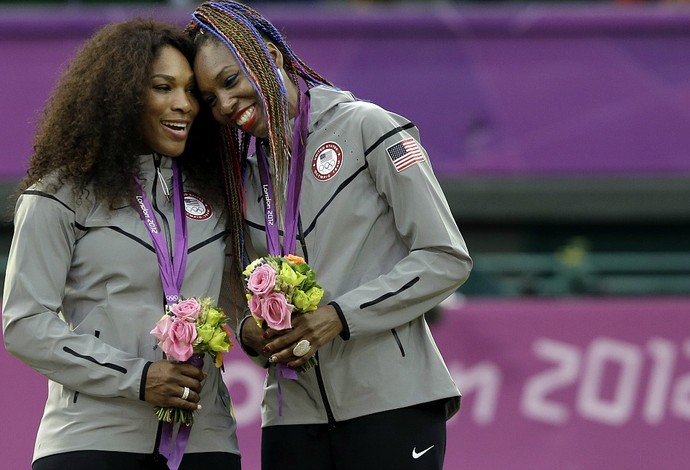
[187, 2, 472, 469]
[2, 18, 241, 470]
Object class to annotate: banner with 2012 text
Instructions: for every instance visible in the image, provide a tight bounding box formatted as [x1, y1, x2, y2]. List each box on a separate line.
[3, 297, 689, 469]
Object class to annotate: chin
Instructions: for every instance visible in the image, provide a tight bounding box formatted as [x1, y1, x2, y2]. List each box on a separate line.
[156, 146, 186, 157]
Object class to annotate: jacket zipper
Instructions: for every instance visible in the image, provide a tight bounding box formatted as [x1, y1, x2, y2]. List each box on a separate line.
[314, 358, 336, 427]
[299, 221, 335, 427]
[152, 155, 173, 260]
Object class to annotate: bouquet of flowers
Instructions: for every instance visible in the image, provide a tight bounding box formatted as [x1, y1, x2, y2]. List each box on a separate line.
[150, 297, 233, 424]
[243, 254, 324, 372]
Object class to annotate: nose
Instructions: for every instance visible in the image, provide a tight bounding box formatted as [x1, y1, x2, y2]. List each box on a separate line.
[217, 92, 238, 117]
[173, 90, 195, 114]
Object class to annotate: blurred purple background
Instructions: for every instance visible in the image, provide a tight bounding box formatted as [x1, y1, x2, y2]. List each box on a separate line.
[3, 4, 690, 182]
[3, 3, 690, 469]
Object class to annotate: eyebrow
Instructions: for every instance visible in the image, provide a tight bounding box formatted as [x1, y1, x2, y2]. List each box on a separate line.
[215, 66, 236, 82]
[152, 74, 178, 81]
[152, 73, 195, 85]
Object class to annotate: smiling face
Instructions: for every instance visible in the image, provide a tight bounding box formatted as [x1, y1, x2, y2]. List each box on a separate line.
[140, 45, 199, 157]
[194, 40, 288, 139]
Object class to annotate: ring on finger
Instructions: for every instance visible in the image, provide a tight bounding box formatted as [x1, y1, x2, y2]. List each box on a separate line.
[181, 386, 190, 401]
[292, 339, 312, 357]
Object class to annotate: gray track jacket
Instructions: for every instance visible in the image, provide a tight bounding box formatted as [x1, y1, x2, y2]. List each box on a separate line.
[2, 155, 239, 462]
[239, 86, 472, 427]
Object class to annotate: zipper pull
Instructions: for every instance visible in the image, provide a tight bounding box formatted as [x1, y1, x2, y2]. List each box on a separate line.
[157, 166, 171, 203]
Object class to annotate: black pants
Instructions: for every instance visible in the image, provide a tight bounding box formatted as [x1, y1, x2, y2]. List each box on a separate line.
[32, 450, 241, 470]
[262, 400, 447, 470]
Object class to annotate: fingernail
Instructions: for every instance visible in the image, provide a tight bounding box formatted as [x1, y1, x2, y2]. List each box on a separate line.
[197, 404, 202, 410]
[262, 346, 271, 354]
[269, 355, 277, 363]
[262, 331, 270, 339]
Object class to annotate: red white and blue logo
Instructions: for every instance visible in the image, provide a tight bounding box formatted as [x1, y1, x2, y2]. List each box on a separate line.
[386, 138, 425, 172]
[184, 192, 212, 220]
[311, 141, 343, 181]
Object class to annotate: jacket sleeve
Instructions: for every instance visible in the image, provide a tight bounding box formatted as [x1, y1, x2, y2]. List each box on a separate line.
[2, 191, 150, 400]
[330, 106, 472, 339]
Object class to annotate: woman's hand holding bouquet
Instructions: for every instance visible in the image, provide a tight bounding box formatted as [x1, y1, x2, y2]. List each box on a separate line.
[243, 254, 323, 372]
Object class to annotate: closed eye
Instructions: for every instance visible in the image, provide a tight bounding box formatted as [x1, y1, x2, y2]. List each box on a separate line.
[203, 94, 217, 107]
[224, 73, 239, 89]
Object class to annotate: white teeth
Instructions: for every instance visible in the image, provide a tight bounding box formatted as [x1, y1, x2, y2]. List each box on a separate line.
[162, 121, 187, 131]
[236, 107, 253, 127]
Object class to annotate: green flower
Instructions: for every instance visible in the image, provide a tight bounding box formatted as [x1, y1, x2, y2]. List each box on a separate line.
[242, 258, 264, 276]
[279, 261, 306, 287]
[293, 286, 324, 312]
[204, 307, 224, 328]
[306, 286, 324, 306]
[292, 289, 309, 311]
[209, 328, 231, 352]
[196, 323, 215, 343]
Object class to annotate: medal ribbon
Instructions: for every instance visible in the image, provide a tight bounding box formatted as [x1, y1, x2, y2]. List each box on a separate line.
[256, 92, 310, 257]
[134, 158, 191, 470]
[134, 158, 188, 306]
[256, 93, 310, 413]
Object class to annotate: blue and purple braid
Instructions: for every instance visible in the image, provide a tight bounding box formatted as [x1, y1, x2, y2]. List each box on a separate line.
[185, 1, 334, 285]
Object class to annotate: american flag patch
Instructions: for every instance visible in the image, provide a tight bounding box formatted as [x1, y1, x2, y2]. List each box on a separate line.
[386, 138, 425, 172]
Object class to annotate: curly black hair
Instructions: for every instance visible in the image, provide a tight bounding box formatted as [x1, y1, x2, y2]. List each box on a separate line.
[13, 18, 224, 212]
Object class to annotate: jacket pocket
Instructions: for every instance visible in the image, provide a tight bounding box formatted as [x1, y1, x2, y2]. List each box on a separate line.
[390, 328, 405, 357]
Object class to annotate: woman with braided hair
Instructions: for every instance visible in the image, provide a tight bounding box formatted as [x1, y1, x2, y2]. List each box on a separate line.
[3, 18, 241, 469]
[188, 2, 472, 468]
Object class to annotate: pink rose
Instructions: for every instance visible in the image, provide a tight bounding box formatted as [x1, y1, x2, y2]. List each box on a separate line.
[247, 264, 276, 295]
[150, 315, 174, 341]
[155, 317, 197, 362]
[170, 298, 201, 321]
[260, 292, 293, 330]
[248, 293, 262, 317]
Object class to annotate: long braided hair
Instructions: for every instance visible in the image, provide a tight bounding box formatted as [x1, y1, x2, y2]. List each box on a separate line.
[186, 1, 332, 279]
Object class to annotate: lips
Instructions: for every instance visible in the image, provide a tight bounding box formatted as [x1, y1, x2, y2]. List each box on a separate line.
[162, 120, 188, 130]
[161, 120, 191, 139]
[233, 105, 257, 132]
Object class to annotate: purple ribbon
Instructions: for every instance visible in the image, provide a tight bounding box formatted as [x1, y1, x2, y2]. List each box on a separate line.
[276, 364, 298, 416]
[256, 93, 310, 415]
[256, 92, 310, 257]
[158, 353, 204, 469]
[135, 158, 193, 470]
[134, 159, 188, 306]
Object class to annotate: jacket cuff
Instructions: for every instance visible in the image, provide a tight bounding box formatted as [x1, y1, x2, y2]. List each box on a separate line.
[237, 314, 260, 357]
[139, 361, 153, 401]
[329, 301, 350, 340]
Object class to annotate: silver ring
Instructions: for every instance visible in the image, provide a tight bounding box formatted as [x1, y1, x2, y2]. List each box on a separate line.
[181, 386, 190, 401]
[292, 339, 312, 357]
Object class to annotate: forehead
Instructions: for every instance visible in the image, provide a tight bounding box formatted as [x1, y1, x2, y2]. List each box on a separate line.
[194, 41, 241, 83]
[152, 45, 194, 76]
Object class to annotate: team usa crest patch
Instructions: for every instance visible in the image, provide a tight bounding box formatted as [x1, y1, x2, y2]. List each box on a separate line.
[386, 138, 425, 172]
[311, 141, 343, 181]
[184, 192, 212, 220]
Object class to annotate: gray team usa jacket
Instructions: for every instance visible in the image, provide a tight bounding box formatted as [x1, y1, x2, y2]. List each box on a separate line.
[238, 86, 472, 427]
[2, 155, 239, 462]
